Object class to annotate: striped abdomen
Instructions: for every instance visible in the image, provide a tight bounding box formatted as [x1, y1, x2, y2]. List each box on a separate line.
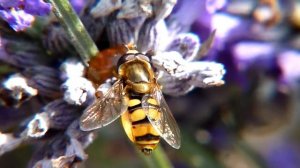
[121, 93, 160, 155]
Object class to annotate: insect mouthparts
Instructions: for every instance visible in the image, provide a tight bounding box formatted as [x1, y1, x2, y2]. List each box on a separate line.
[141, 148, 153, 155]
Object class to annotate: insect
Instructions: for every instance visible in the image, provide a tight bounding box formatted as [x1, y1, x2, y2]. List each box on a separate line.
[80, 46, 181, 155]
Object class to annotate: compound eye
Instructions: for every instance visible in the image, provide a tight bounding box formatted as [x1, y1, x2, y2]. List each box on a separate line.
[117, 54, 135, 68]
[136, 54, 150, 62]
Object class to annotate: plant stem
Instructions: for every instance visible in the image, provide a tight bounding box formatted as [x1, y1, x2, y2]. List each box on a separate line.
[152, 145, 173, 168]
[137, 149, 157, 168]
[137, 145, 173, 168]
[47, 0, 98, 65]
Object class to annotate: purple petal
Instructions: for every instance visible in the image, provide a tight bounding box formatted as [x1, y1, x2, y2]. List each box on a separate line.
[277, 50, 300, 84]
[23, 0, 52, 16]
[266, 141, 300, 168]
[167, 33, 200, 61]
[0, 37, 11, 63]
[70, 0, 85, 14]
[0, 0, 22, 8]
[172, 0, 207, 27]
[0, 9, 34, 31]
[232, 42, 275, 70]
[206, 0, 227, 14]
[211, 13, 241, 40]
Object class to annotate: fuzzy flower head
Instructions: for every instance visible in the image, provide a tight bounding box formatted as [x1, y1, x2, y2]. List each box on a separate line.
[0, 0, 51, 31]
[0, 0, 226, 167]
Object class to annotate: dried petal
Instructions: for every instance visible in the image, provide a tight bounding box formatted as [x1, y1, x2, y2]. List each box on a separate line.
[1, 38, 51, 68]
[81, 15, 107, 41]
[27, 113, 50, 138]
[60, 58, 96, 106]
[91, 0, 122, 18]
[44, 99, 83, 129]
[59, 58, 85, 80]
[106, 17, 135, 47]
[32, 155, 77, 168]
[117, 0, 152, 19]
[30, 133, 88, 168]
[137, 19, 169, 52]
[158, 73, 194, 96]
[61, 77, 95, 106]
[42, 23, 72, 55]
[43, 13, 106, 54]
[152, 51, 187, 75]
[167, 33, 200, 61]
[153, 51, 225, 90]
[65, 138, 87, 160]
[185, 62, 226, 87]
[66, 121, 96, 148]
[0, 106, 34, 128]
[152, 0, 177, 20]
[0, 73, 38, 107]
[22, 66, 63, 99]
[2, 73, 37, 95]
[165, 16, 188, 40]
[29, 136, 85, 168]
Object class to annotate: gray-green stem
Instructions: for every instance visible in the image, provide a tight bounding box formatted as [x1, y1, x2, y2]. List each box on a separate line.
[47, 0, 98, 65]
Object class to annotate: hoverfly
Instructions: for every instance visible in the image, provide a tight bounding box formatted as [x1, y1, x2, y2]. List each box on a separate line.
[80, 46, 181, 155]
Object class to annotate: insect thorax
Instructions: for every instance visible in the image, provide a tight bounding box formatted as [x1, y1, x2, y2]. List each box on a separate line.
[118, 53, 155, 94]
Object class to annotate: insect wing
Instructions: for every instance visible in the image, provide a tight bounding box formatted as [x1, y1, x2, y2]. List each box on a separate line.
[142, 86, 181, 149]
[80, 80, 128, 131]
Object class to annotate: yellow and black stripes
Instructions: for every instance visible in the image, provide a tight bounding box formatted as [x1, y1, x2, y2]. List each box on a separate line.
[121, 92, 161, 155]
[135, 134, 160, 141]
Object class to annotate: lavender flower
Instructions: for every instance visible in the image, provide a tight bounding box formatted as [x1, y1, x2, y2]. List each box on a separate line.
[0, 0, 226, 167]
[0, 0, 89, 32]
[0, 0, 51, 31]
[1, 0, 299, 168]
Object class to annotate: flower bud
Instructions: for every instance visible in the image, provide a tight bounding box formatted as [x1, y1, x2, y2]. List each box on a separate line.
[62, 77, 95, 106]
[167, 33, 200, 61]
[106, 17, 135, 47]
[0, 73, 38, 107]
[23, 66, 63, 99]
[27, 112, 50, 138]
[44, 99, 83, 129]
